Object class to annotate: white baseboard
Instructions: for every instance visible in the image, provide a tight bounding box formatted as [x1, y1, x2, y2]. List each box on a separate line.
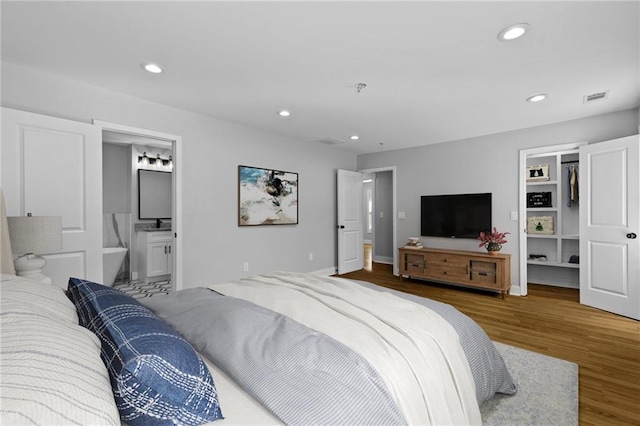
[373, 255, 393, 264]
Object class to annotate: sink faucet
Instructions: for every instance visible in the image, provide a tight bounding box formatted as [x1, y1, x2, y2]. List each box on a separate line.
[156, 219, 162, 228]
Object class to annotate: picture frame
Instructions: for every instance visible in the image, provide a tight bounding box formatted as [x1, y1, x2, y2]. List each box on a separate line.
[238, 165, 298, 226]
[527, 192, 552, 208]
[526, 164, 550, 182]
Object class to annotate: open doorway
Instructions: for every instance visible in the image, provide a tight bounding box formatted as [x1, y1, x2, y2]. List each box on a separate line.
[95, 120, 183, 292]
[359, 167, 397, 274]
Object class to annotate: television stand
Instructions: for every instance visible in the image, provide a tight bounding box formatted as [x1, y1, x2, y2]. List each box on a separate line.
[398, 247, 511, 299]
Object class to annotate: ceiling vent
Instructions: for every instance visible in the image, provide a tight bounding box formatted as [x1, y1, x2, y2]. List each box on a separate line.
[583, 91, 609, 104]
[319, 137, 346, 145]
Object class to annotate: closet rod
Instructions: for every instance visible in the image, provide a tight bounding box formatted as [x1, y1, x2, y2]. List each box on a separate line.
[561, 160, 579, 164]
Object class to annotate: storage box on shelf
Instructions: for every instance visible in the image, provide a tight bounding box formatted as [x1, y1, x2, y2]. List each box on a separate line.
[398, 247, 511, 299]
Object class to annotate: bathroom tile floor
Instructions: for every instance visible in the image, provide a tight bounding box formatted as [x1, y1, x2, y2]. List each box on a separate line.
[113, 279, 172, 299]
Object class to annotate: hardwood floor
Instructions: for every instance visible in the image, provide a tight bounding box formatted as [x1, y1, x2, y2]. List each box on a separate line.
[339, 262, 640, 426]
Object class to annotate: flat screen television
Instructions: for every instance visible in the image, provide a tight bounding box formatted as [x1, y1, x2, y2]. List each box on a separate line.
[420, 193, 492, 239]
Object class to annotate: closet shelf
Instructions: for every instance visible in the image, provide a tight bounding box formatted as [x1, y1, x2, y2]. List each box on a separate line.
[562, 234, 579, 240]
[527, 234, 558, 239]
[527, 207, 558, 212]
[526, 180, 558, 186]
[527, 260, 580, 269]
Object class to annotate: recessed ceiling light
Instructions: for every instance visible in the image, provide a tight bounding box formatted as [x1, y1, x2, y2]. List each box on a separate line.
[277, 110, 291, 117]
[142, 63, 163, 74]
[526, 94, 547, 103]
[350, 135, 360, 140]
[497, 23, 530, 41]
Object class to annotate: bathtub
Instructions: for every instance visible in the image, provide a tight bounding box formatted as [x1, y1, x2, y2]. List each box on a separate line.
[103, 247, 128, 287]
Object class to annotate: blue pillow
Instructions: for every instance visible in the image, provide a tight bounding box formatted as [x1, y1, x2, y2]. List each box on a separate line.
[67, 278, 223, 426]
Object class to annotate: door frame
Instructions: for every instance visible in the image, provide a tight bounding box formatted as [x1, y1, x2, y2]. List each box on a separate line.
[93, 120, 183, 290]
[358, 166, 397, 275]
[518, 142, 587, 296]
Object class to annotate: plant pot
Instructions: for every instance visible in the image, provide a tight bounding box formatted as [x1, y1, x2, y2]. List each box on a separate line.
[485, 242, 502, 255]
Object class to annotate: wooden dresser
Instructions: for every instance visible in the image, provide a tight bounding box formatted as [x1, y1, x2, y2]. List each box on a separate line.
[398, 247, 511, 298]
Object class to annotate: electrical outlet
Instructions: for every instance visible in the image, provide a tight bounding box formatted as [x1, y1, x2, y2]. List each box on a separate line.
[243, 262, 249, 272]
[510, 211, 518, 221]
[308, 252, 313, 261]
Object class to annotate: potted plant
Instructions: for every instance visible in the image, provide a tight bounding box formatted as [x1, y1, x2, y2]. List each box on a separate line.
[478, 227, 510, 255]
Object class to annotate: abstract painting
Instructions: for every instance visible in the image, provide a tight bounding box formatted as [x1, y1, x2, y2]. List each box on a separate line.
[238, 165, 298, 226]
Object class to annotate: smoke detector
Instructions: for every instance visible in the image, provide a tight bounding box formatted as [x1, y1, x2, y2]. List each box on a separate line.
[583, 91, 609, 104]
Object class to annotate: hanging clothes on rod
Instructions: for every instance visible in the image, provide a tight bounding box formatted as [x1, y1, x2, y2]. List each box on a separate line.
[567, 164, 578, 206]
[567, 165, 571, 207]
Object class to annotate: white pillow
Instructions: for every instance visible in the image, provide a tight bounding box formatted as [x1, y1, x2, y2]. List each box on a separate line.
[0, 312, 120, 425]
[0, 273, 78, 323]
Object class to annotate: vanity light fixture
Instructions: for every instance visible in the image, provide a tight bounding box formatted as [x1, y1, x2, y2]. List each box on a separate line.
[140, 152, 150, 166]
[138, 152, 173, 168]
[497, 23, 530, 41]
[350, 135, 360, 141]
[277, 110, 291, 117]
[142, 63, 163, 74]
[526, 93, 547, 103]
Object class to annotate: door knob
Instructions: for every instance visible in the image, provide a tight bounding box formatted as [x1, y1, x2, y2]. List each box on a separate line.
[338, 225, 345, 229]
[627, 233, 637, 239]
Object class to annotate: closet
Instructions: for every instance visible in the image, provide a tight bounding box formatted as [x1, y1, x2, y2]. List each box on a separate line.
[519, 142, 586, 293]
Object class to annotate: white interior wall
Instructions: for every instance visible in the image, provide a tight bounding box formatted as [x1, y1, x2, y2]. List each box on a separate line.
[358, 108, 639, 288]
[2, 62, 356, 286]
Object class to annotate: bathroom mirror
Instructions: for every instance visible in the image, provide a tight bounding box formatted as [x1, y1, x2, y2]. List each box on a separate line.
[138, 169, 172, 219]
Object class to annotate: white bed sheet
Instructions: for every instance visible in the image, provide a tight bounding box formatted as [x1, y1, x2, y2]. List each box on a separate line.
[209, 271, 482, 426]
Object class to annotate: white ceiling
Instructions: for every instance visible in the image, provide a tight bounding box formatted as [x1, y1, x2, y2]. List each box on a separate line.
[2, 1, 639, 155]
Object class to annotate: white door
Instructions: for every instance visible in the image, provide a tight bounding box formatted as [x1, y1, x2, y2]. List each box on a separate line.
[337, 169, 364, 274]
[580, 135, 640, 320]
[1, 108, 103, 288]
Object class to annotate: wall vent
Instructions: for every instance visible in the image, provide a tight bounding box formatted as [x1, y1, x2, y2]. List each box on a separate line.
[583, 91, 609, 104]
[319, 137, 346, 145]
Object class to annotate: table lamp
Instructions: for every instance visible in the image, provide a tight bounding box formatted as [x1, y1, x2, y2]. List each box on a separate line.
[7, 213, 62, 285]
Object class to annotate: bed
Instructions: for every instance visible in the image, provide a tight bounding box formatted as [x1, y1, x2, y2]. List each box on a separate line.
[0, 270, 516, 426]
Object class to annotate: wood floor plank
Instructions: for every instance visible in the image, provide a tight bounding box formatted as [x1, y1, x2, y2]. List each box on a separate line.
[339, 262, 640, 426]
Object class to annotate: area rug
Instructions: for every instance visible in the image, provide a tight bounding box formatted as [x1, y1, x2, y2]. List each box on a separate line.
[482, 342, 578, 426]
[113, 279, 172, 299]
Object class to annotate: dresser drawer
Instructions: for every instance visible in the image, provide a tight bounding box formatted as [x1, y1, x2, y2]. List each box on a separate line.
[404, 253, 426, 274]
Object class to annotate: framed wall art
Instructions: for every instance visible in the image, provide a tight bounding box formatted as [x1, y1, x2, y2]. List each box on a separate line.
[238, 165, 298, 226]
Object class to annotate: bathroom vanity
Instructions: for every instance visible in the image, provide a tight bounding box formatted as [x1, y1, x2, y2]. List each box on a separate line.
[136, 230, 172, 283]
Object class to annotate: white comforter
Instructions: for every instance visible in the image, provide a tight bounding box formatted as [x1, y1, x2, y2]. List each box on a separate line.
[209, 271, 482, 426]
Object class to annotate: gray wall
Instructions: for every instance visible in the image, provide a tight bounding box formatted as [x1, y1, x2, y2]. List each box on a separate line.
[362, 175, 373, 243]
[374, 171, 393, 261]
[358, 108, 639, 286]
[102, 143, 131, 214]
[2, 62, 357, 286]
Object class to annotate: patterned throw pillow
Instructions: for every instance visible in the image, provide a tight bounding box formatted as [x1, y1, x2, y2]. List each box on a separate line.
[67, 278, 223, 426]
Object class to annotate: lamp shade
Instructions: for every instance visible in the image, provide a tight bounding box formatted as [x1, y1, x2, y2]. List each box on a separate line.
[7, 215, 62, 256]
